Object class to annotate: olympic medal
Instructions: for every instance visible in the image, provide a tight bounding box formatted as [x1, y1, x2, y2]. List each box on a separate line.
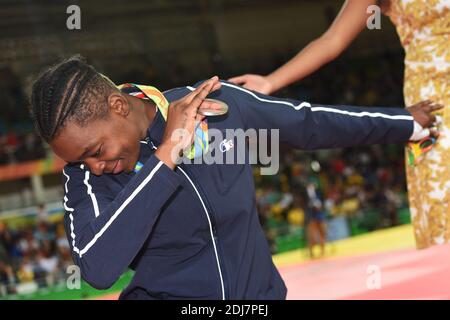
[198, 98, 229, 116]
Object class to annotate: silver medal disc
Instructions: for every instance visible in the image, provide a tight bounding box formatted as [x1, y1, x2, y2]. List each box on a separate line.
[198, 98, 229, 116]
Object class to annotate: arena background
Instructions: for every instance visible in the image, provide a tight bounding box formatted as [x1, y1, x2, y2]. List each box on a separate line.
[0, 0, 448, 300]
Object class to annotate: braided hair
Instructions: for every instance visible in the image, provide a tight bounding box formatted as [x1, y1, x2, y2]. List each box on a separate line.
[30, 55, 117, 143]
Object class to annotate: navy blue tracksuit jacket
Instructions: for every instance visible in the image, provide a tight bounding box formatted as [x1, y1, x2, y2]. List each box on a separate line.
[62, 80, 414, 299]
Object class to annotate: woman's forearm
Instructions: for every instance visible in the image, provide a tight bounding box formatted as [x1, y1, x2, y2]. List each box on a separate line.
[266, 0, 377, 93]
[266, 36, 345, 92]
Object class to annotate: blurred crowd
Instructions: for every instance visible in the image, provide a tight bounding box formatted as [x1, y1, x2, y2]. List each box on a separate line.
[0, 218, 72, 296]
[0, 69, 48, 166]
[0, 131, 47, 165]
[255, 144, 407, 253]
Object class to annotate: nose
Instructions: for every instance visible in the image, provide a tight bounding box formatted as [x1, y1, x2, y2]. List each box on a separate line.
[84, 158, 106, 175]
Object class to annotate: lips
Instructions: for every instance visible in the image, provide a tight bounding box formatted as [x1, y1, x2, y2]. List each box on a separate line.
[111, 159, 123, 174]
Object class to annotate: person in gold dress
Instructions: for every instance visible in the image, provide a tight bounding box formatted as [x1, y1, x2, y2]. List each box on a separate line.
[230, 0, 449, 249]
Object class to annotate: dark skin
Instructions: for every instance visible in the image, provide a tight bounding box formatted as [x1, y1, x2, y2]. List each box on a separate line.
[406, 100, 443, 136]
[51, 93, 155, 176]
[51, 77, 222, 175]
[51, 76, 442, 176]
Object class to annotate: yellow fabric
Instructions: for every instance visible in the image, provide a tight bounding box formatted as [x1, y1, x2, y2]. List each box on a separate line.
[387, 0, 450, 249]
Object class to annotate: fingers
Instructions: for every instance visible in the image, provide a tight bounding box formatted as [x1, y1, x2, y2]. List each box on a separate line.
[413, 100, 433, 109]
[415, 100, 444, 112]
[429, 113, 437, 123]
[243, 83, 257, 91]
[425, 103, 444, 126]
[429, 103, 444, 112]
[181, 82, 215, 117]
[410, 100, 445, 128]
[228, 75, 248, 84]
[211, 81, 222, 92]
[172, 76, 222, 121]
[418, 100, 432, 106]
[185, 76, 219, 103]
[199, 99, 223, 110]
[190, 80, 222, 110]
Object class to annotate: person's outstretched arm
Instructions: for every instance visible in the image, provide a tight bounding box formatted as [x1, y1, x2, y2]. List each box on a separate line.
[229, 0, 377, 94]
[221, 81, 440, 149]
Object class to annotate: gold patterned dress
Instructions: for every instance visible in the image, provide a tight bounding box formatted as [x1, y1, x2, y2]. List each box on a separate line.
[386, 0, 450, 249]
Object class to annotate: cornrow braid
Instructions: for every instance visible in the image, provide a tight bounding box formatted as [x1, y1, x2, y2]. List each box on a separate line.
[30, 55, 118, 143]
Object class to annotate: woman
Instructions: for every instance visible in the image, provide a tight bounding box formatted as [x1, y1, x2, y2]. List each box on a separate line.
[230, 0, 449, 249]
[29, 56, 438, 299]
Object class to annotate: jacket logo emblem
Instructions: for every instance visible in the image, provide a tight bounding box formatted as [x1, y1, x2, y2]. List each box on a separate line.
[219, 139, 234, 153]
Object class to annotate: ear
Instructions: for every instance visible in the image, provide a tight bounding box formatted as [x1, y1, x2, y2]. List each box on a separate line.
[108, 92, 130, 117]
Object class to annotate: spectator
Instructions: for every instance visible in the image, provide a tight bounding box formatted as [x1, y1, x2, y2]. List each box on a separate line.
[36, 203, 49, 223]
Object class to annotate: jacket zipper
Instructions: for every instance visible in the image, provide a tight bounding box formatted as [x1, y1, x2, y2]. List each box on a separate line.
[177, 166, 227, 300]
[145, 139, 227, 300]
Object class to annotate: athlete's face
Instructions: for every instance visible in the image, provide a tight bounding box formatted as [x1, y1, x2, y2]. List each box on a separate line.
[50, 95, 142, 176]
